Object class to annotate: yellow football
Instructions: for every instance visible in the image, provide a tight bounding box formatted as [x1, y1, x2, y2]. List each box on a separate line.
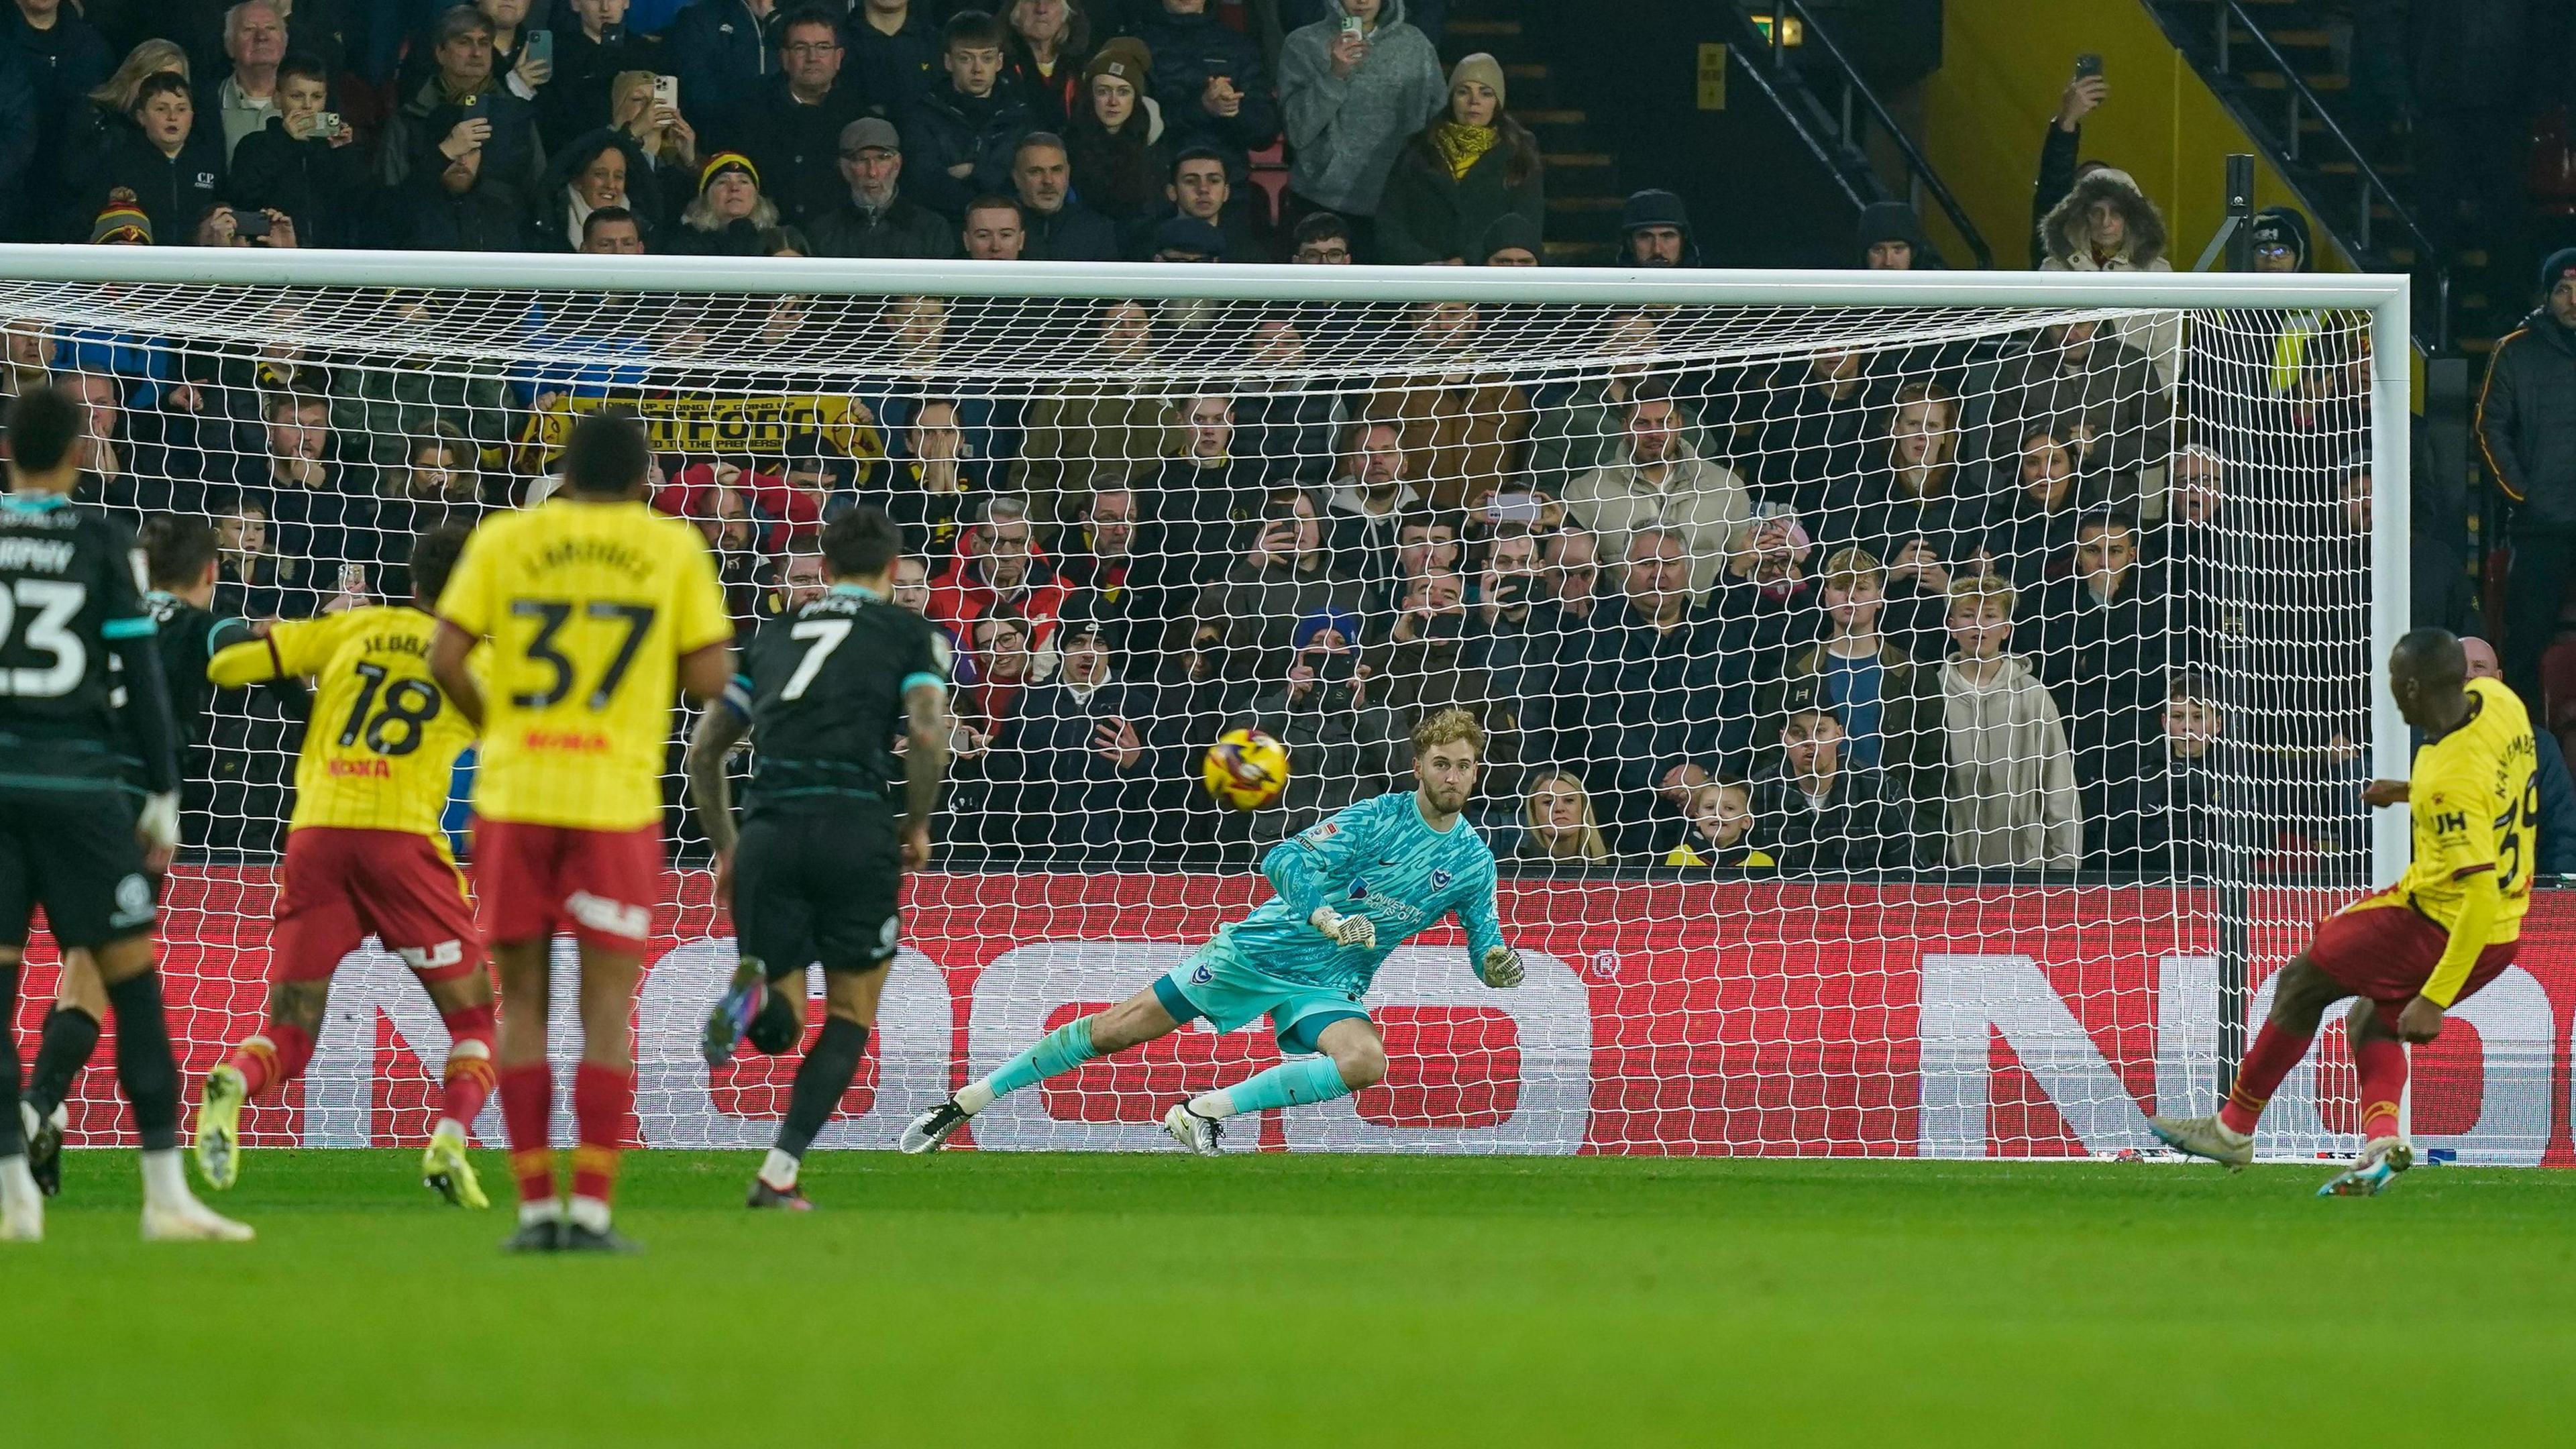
[1201, 727, 1290, 810]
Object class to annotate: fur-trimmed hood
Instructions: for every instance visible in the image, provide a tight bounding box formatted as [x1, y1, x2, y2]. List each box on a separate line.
[2039, 167, 2169, 271]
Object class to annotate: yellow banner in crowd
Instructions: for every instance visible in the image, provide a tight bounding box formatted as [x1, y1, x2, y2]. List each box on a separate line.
[520, 394, 889, 467]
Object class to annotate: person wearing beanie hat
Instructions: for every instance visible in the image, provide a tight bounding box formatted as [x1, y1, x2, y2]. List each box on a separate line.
[90, 202, 152, 245]
[2478, 246, 2576, 706]
[1277, 0, 1447, 255]
[807, 115, 960, 258]
[732, 7, 873, 231]
[1479, 211, 1541, 264]
[1067, 37, 1173, 237]
[670, 152, 781, 257]
[1373, 51, 1542, 264]
[1621, 188, 1695, 268]
[1127, 0, 1281, 185]
[2245, 205, 2311, 273]
[1856, 200, 1929, 270]
[1291, 608, 1363, 655]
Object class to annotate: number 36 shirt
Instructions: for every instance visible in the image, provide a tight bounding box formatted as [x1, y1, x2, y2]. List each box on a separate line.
[210, 606, 480, 849]
[437, 499, 731, 833]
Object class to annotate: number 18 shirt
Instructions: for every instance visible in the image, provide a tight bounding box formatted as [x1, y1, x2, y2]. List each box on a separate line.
[437, 499, 731, 832]
[209, 605, 476, 844]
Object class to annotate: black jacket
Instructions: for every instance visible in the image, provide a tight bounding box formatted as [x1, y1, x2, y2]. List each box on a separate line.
[227, 115, 373, 248]
[1754, 761, 1922, 873]
[898, 83, 1037, 221]
[401, 174, 527, 252]
[1124, 4, 1280, 174]
[731, 74, 872, 229]
[847, 8, 941, 119]
[538, 25, 664, 153]
[87, 125, 226, 246]
[1, 3, 109, 233]
[2477, 309, 2576, 533]
[1022, 199, 1120, 261]
[525, 129, 664, 252]
[806, 189, 959, 258]
[665, 0, 779, 140]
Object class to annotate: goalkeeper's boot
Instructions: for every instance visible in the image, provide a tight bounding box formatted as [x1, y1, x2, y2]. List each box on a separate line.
[141, 1192, 255, 1242]
[422, 1129, 489, 1210]
[193, 1063, 248, 1191]
[2318, 1136, 2414, 1198]
[702, 963, 767, 1068]
[23, 1102, 62, 1198]
[747, 1178, 813, 1211]
[1163, 1102, 1224, 1158]
[899, 1098, 971, 1155]
[2147, 1113, 2255, 1171]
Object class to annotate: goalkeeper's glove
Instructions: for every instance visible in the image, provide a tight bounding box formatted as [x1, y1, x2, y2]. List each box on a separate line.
[1479, 945, 1525, 989]
[136, 790, 181, 855]
[1308, 906, 1377, 951]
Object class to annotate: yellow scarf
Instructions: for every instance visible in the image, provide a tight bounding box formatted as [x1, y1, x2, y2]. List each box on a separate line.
[1430, 121, 1498, 182]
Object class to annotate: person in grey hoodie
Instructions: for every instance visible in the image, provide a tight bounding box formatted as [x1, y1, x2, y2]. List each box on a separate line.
[1937, 573, 2079, 870]
[1277, 0, 1444, 256]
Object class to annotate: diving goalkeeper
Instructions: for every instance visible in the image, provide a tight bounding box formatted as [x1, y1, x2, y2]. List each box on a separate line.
[900, 707, 1525, 1155]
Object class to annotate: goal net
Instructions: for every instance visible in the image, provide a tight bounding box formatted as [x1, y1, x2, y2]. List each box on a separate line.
[3, 253, 2453, 1161]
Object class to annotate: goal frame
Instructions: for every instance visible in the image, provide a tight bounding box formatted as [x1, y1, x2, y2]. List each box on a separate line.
[0, 246, 2415, 886]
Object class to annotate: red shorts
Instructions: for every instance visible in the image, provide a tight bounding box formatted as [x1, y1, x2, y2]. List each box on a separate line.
[2308, 893, 2520, 1009]
[274, 827, 485, 985]
[470, 817, 661, 951]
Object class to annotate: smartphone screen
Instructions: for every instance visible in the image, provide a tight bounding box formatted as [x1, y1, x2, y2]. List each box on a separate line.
[2074, 52, 2104, 78]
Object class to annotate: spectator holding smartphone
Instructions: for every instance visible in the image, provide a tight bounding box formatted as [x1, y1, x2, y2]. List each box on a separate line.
[228, 54, 366, 247]
[380, 7, 542, 198]
[1131, 0, 1280, 185]
[543, 0, 663, 152]
[1278, 0, 1445, 261]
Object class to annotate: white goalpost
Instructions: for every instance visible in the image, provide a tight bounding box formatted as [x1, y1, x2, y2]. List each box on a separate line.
[0, 247, 2445, 1161]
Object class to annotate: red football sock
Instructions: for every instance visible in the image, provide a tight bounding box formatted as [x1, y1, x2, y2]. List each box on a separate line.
[437, 1004, 498, 1134]
[2353, 1030, 2408, 1143]
[2220, 1022, 2316, 1135]
[498, 1062, 556, 1207]
[227, 1022, 315, 1101]
[571, 1062, 633, 1210]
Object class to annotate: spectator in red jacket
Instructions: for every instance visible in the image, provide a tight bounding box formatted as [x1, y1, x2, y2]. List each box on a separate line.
[928, 494, 1069, 644]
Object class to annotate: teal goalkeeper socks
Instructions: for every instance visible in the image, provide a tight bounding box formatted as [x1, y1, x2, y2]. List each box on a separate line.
[977, 1016, 1099, 1103]
[1197, 1055, 1351, 1119]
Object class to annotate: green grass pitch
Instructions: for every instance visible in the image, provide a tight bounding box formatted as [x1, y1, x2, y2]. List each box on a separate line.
[5, 1150, 2575, 1446]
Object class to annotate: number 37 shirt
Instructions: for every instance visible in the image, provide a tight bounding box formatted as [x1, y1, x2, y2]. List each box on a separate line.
[437, 499, 731, 833]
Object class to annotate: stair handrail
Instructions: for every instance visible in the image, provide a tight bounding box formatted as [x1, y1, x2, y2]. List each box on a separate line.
[1744, 0, 1996, 270]
[1715, 7, 1873, 217]
[2204, 0, 2449, 347]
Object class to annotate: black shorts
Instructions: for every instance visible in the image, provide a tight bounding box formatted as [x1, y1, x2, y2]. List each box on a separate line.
[0, 787, 156, 953]
[733, 806, 900, 981]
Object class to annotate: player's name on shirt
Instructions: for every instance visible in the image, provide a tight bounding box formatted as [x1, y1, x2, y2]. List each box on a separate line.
[0, 535, 78, 572]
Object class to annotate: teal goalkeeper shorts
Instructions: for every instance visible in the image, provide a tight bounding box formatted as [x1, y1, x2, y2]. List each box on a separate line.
[1152, 934, 1371, 1056]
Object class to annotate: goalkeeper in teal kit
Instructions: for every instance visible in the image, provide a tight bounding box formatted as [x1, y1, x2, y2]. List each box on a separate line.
[901, 709, 1524, 1155]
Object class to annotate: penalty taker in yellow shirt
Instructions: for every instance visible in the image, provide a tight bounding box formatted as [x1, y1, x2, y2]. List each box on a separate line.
[190, 524, 496, 1206]
[2153, 628, 2538, 1195]
[431, 412, 734, 1254]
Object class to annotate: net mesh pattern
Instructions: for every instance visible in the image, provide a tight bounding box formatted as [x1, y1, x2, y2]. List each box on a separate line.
[0, 274, 2384, 1157]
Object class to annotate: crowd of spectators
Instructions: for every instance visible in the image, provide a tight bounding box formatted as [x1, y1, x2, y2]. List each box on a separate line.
[0, 1, 2474, 883]
[0, 0, 1594, 267]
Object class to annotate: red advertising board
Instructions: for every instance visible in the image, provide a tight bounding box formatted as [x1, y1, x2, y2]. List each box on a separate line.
[17, 870, 2576, 1163]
